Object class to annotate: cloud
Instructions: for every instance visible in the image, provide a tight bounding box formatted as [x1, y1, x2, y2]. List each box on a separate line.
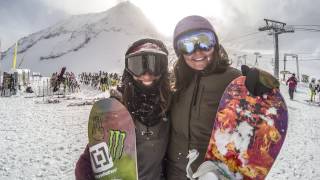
[43, 0, 118, 14]
[217, 0, 320, 55]
[1, 0, 320, 57]
[0, 0, 69, 50]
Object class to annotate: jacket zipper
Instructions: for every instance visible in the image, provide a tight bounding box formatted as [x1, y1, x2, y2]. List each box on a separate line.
[188, 73, 201, 150]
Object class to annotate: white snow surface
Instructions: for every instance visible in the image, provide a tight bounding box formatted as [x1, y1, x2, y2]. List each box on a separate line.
[0, 84, 109, 180]
[0, 97, 89, 179]
[214, 121, 254, 161]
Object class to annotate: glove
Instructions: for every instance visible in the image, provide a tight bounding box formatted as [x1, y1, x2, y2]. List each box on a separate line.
[241, 65, 279, 97]
[192, 161, 220, 180]
[186, 150, 230, 180]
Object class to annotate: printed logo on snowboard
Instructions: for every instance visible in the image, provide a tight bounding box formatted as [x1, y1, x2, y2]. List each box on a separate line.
[89, 130, 126, 177]
[108, 130, 126, 160]
[89, 142, 114, 174]
[92, 115, 104, 141]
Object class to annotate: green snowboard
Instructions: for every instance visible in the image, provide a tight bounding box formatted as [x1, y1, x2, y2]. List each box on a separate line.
[88, 98, 138, 180]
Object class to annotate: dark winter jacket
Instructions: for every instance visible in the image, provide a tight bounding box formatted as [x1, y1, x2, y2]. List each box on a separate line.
[135, 118, 169, 180]
[167, 66, 241, 180]
[75, 89, 169, 180]
[126, 85, 170, 180]
[75, 145, 94, 180]
[286, 76, 297, 89]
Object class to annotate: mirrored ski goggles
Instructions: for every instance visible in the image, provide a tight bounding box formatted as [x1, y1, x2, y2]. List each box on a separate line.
[125, 52, 168, 77]
[176, 30, 216, 55]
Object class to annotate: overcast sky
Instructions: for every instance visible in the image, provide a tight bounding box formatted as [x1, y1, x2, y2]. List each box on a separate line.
[1, 0, 320, 57]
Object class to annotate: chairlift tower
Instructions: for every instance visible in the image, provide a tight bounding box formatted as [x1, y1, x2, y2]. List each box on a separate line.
[283, 53, 300, 81]
[259, 19, 294, 79]
[254, 52, 262, 66]
[237, 55, 243, 67]
[242, 54, 247, 65]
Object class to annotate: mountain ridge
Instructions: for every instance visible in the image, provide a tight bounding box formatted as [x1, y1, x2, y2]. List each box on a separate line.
[1, 1, 163, 75]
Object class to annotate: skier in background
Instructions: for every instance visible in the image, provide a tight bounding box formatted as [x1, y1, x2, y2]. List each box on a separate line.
[316, 79, 320, 102]
[286, 73, 298, 100]
[309, 78, 317, 102]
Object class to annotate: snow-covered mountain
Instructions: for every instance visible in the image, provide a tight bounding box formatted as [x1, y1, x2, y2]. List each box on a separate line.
[0, 2, 165, 76]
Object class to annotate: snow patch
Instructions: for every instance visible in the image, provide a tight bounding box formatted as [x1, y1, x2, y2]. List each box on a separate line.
[259, 115, 275, 126]
[266, 107, 277, 115]
[214, 121, 254, 162]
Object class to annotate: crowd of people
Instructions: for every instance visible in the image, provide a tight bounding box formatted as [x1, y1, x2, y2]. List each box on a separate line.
[50, 71, 80, 94]
[78, 72, 121, 91]
[0, 69, 121, 97]
[50, 70, 121, 94]
[286, 73, 320, 102]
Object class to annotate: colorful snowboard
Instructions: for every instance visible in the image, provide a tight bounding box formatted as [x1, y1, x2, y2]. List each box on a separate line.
[205, 76, 288, 180]
[88, 98, 138, 180]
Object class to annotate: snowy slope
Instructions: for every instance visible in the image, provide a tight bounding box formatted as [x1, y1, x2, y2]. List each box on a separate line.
[266, 82, 320, 179]
[0, 2, 164, 76]
[0, 94, 91, 180]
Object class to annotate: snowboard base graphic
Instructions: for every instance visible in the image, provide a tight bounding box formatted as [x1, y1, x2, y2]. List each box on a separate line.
[205, 76, 288, 180]
[88, 98, 138, 180]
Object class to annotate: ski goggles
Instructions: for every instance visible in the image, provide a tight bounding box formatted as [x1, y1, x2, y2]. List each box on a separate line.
[125, 52, 168, 77]
[176, 30, 216, 55]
